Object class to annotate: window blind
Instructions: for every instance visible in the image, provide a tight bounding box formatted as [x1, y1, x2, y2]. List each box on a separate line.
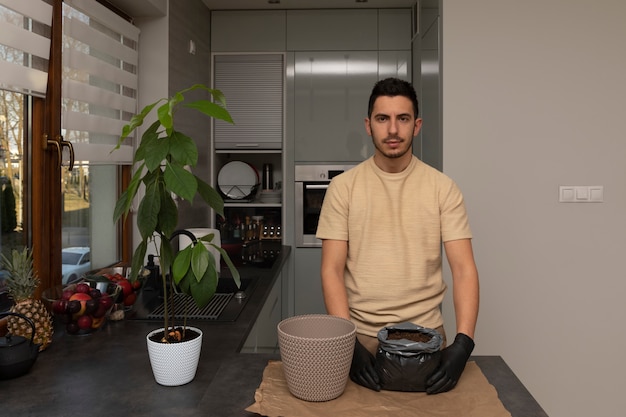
[0, 0, 52, 97]
[61, 0, 139, 164]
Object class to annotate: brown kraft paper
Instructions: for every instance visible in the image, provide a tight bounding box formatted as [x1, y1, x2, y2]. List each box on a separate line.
[246, 361, 513, 417]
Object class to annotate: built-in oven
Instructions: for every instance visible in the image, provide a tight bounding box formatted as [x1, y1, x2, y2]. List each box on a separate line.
[295, 164, 357, 247]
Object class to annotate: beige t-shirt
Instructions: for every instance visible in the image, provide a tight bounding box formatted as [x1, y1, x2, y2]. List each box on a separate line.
[316, 156, 472, 337]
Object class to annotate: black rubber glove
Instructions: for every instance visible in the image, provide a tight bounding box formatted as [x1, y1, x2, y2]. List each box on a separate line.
[350, 338, 381, 391]
[426, 333, 474, 394]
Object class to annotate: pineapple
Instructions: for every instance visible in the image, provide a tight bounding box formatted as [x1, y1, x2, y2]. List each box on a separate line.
[1, 247, 53, 351]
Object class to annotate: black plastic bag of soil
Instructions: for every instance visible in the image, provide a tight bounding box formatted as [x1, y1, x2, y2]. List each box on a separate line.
[375, 322, 443, 392]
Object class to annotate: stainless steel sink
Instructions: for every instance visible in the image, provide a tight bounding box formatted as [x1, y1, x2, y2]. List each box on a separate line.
[139, 276, 257, 322]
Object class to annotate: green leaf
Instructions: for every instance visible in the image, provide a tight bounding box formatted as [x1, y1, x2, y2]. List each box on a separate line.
[164, 163, 197, 202]
[169, 130, 198, 166]
[134, 121, 161, 164]
[196, 176, 224, 216]
[177, 269, 193, 294]
[172, 246, 192, 284]
[157, 101, 173, 132]
[115, 100, 162, 147]
[113, 164, 145, 223]
[178, 84, 228, 106]
[208, 88, 228, 108]
[213, 245, 240, 289]
[137, 181, 160, 240]
[191, 243, 210, 282]
[159, 238, 174, 279]
[189, 268, 218, 309]
[198, 233, 216, 244]
[130, 241, 147, 285]
[143, 136, 170, 173]
[185, 100, 233, 124]
[157, 189, 178, 238]
[113, 189, 130, 224]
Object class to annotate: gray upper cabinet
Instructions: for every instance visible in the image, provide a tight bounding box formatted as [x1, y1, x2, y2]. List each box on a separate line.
[378, 9, 412, 50]
[293, 51, 378, 163]
[211, 10, 287, 52]
[286, 10, 378, 51]
[213, 54, 284, 150]
[379, 50, 411, 80]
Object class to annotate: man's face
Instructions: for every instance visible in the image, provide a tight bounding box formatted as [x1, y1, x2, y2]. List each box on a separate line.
[365, 95, 422, 161]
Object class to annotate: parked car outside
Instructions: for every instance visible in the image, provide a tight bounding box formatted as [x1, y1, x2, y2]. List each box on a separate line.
[62, 247, 91, 284]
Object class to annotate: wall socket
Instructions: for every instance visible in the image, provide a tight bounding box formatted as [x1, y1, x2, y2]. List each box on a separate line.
[559, 186, 603, 203]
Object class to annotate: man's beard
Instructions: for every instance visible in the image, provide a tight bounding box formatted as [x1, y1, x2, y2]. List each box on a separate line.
[373, 136, 413, 159]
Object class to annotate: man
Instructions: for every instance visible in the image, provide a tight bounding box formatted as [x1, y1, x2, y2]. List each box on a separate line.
[316, 77, 479, 394]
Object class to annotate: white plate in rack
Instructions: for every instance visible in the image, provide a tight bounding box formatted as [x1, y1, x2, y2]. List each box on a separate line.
[258, 189, 282, 204]
[217, 161, 259, 200]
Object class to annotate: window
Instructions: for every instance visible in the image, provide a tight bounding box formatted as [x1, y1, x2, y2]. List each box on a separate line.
[60, 0, 138, 274]
[0, 0, 137, 302]
[0, 0, 52, 296]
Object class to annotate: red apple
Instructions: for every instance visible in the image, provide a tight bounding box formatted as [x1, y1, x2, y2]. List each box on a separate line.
[117, 279, 133, 297]
[123, 292, 137, 306]
[52, 299, 67, 315]
[99, 294, 113, 309]
[61, 289, 74, 301]
[77, 315, 92, 330]
[75, 282, 91, 294]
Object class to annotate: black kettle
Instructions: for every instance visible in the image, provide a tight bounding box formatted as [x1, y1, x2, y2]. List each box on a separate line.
[0, 312, 41, 380]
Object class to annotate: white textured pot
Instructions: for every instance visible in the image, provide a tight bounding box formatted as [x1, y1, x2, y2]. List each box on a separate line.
[146, 327, 203, 386]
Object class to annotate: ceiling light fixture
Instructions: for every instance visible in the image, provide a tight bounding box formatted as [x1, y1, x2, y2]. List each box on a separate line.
[268, 0, 280, 4]
[356, 0, 368, 3]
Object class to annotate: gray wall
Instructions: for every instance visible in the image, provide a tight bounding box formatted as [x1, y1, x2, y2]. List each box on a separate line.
[132, 4, 169, 255]
[441, 1, 626, 416]
[168, 1, 213, 229]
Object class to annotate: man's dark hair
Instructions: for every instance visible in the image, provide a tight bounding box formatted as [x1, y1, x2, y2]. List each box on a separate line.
[367, 77, 419, 119]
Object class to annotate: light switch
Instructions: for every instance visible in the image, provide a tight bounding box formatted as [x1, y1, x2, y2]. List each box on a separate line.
[559, 186, 575, 202]
[589, 186, 604, 202]
[559, 185, 604, 203]
[575, 187, 589, 200]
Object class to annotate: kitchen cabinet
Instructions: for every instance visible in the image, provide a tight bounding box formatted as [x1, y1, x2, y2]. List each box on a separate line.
[211, 10, 286, 52]
[293, 247, 325, 315]
[286, 9, 378, 51]
[213, 53, 284, 150]
[379, 50, 412, 80]
[378, 8, 413, 50]
[293, 50, 411, 163]
[241, 270, 282, 353]
[211, 54, 286, 251]
[293, 50, 378, 162]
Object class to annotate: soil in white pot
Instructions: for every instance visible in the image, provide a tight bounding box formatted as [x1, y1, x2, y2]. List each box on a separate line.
[148, 326, 201, 344]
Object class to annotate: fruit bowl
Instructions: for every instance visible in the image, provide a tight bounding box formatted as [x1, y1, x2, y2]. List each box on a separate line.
[42, 278, 121, 335]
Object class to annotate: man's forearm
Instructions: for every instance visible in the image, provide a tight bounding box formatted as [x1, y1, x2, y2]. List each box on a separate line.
[444, 239, 479, 339]
[453, 270, 479, 339]
[322, 272, 351, 319]
[320, 239, 351, 319]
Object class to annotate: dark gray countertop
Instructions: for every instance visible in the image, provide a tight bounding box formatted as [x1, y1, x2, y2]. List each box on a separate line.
[0, 245, 547, 416]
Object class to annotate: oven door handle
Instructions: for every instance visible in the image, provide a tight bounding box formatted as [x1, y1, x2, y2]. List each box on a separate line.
[304, 184, 329, 190]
